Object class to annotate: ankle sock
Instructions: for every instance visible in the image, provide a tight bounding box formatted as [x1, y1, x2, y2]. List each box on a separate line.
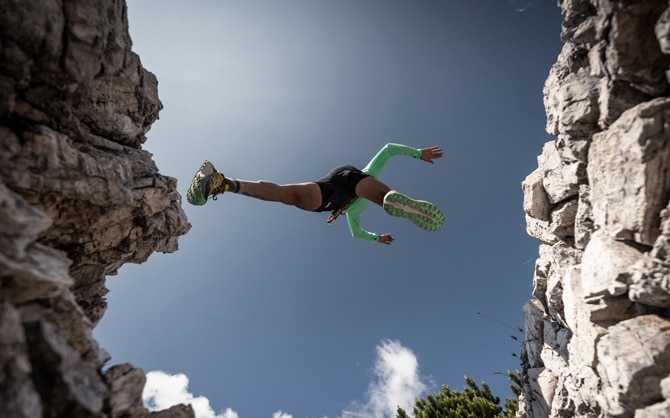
[224, 177, 242, 193]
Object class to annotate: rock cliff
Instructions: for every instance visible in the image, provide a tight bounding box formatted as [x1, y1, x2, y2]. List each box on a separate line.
[0, 0, 192, 417]
[521, 1, 670, 417]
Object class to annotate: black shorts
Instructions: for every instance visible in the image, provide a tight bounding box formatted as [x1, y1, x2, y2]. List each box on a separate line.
[314, 165, 371, 212]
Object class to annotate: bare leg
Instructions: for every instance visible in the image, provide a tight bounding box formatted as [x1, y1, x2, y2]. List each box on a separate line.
[238, 180, 322, 211]
[354, 176, 391, 206]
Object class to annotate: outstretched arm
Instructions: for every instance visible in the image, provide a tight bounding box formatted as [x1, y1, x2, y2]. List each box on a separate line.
[363, 143, 443, 177]
[347, 213, 395, 244]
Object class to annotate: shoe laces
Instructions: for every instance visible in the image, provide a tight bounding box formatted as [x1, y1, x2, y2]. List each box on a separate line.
[209, 171, 229, 200]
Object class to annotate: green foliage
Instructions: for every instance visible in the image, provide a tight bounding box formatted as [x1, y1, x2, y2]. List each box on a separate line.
[503, 370, 522, 418]
[396, 408, 411, 418]
[396, 371, 522, 418]
[507, 370, 522, 395]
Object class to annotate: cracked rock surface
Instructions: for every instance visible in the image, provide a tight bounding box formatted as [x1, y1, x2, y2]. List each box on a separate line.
[0, 0, 192, 416]
[520, 1, 670, 417]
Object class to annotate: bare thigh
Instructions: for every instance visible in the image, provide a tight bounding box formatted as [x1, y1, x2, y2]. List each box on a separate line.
[239, 181, 322, 211]
[282, 182, 322, 211]
[354, 176, 391, 206]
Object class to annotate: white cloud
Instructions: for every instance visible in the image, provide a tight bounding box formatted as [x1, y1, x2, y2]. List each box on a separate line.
[340, 340, 430, 418]
[143, 370, 239, 418]
[142, 340, 427, 418]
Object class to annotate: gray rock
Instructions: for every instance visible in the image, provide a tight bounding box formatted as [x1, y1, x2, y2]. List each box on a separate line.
[523, 168, 551, 221]
[537, 139, 584, 205]
[149, 404, 196, 418]
[544, 55, 600, 136]
[0, 0, 191, 416]
[0, 298, 42, 418]
[635, 401, 670, 418]
[104, 364, 149, 418]
[629, 257, 670, 308]
[597, 315, 670, 415]
[581, 231, 641, 299]
[656, 6, 670, 54]
[521, 1, 670, 416]
[588, 98, 670, 246]
[22, 318, 108, 417]
[548, 198, 578, 242]
[573, 184, 593, 250]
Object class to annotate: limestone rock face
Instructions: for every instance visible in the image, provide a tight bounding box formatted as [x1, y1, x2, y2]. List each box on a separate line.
[521, 1, 670, 417]
[0, 0, 192, 417]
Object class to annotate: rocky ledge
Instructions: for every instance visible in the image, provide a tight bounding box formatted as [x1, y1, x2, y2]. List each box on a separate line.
[0, 0, 191, 417]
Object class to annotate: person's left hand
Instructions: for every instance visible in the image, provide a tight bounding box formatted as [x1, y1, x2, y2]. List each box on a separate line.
[420, 146, 443, 164]
[378, 233, 394, 245]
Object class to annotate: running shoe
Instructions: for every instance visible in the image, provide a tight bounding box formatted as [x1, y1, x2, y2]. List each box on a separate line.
[186, 160, 228, 206]
[383, 191, 444, 231]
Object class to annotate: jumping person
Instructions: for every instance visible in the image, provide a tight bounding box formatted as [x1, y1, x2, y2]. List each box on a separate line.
[186, 143, 444, 244]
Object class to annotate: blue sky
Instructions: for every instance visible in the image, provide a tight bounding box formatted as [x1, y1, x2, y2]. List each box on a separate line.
[94, 1, 563, 417]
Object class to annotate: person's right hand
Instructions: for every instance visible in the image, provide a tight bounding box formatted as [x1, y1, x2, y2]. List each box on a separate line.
[378, 233, 394, 245]
[420, 146, 443, 164]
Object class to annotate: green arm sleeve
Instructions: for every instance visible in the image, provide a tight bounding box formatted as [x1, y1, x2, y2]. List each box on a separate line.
[345, 144, 421, 242]
[346, 212, 379, 242]
[362, 143, 422, 177]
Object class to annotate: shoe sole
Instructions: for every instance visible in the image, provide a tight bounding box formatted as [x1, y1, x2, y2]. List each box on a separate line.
[186, 160, 215, 206]
[383, 192, 444, 231]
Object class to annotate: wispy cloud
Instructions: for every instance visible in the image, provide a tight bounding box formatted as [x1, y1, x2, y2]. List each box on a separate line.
[143, 370, 239, 418]
[509, 0, 534, 12]
[272, 411, 293, 418]
[340, 340, 430, 418]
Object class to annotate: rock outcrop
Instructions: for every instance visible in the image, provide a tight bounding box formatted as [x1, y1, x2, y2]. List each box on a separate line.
[0, 0, 191, 417]
[521, 1, 670, 417]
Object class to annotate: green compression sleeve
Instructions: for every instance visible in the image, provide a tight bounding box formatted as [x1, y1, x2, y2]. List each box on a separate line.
[346, 212, 379, 241]
[362, 143, 421, 177]
[346, 143, 421, 242]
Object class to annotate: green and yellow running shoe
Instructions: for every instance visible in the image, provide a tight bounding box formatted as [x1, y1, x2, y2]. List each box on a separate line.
[383, 191, 444, 231]
[186, 160, 228, 206]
